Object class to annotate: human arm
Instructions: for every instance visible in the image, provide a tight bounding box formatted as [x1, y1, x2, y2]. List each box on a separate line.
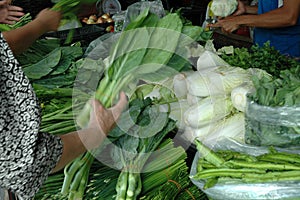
[51, 92, 128, 173]
[210, 0, 300, 33]
[2, 8, 61, 55]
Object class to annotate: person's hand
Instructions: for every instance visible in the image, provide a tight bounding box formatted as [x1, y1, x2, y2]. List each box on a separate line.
[34, 8, 62, 32]
[209, 16, 240, 33]
[233, 0, 246, 16]
[0, 0, 9, 22]
[4, 5, 24, 24]
[0, 0, 24, 24]
[88, 92, 128, 135]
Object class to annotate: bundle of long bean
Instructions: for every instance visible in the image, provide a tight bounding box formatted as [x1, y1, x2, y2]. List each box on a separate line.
[191, 139, 300, 189]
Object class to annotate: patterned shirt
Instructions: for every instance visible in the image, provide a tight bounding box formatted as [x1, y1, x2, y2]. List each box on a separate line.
[0, 33, 63, 199]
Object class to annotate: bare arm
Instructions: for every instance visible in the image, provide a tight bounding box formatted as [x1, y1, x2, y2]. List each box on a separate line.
[211, 0, 300, 32]
[244, 4, 258, 14]
[51, 92, 128, 173]
[2, 8, 61, 55]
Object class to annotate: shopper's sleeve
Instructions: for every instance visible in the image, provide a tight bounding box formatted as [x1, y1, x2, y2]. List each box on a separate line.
[0, 32, 63, 200]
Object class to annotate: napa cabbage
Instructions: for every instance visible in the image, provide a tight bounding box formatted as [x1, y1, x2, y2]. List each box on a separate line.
[210, 0, 238, 17]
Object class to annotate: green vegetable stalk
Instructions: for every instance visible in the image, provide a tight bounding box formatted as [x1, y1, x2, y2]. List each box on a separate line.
[60, 10, 187, 199]
[112, 98, 177, 200]
[192, 138, 300, 189]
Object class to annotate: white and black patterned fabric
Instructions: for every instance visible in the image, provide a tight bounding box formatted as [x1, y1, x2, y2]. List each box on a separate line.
[0, 33, 63, 200]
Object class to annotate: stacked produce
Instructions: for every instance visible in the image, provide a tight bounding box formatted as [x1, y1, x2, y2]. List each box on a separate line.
[137, 43, 257, 145]
[7, 0, 299, 198]
[20, 7, 213, 200]
[218, 43, 300, 147]
[34, 97, 205, 200]
[186, 42, 300, 199]
[81, 13, 113, 25]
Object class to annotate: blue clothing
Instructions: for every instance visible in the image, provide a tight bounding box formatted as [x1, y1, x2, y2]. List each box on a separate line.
[254, 0, 300, 57]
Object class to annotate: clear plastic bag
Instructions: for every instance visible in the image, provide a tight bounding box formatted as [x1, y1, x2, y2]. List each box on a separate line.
[245, 99, 300, 147]
[84, 32, 120, 60]
[123, 0, 165, 29]
[190, 137, 300, 200]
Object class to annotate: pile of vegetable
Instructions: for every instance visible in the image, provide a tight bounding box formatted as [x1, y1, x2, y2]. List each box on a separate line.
[22, 45, 84, 88]
[220, 42, 300, 78]
[34, 97, 205, 200]
[34, 10, 211, 199]
[135, 43, 257, 145]
[81, 13, 113, 25]
[1, 1, 215, 199]
[190, 138, 300, 199]
[13, 0, 300, 198]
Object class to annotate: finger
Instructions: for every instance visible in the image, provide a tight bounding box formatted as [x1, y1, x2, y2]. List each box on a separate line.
[6, 16, 21, 21]
[8, 11, 24, 17]
[208, 23, 222, 28]
[111, 92, 128, 113]
[2, 19, 14, 25]
[89, 98, 105, 112]
[0, 1, 8, 6]
[8, 5, 23, 12]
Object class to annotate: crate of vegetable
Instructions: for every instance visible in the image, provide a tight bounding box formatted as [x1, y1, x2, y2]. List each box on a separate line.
[190, 138, 300, 200]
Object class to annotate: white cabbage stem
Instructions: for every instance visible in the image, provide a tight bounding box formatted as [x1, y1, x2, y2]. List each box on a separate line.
[196, 50, 229, 71]
[231, 82, 254, 112]
[183, 95, 233, 129]
[186, 92, 202, 105]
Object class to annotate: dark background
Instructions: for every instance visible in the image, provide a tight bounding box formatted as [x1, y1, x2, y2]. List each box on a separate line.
[12, 0, 211, 26]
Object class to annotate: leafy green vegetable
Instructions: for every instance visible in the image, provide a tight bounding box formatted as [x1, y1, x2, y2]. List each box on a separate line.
[109, 98, 176, 200]
[23, 48, 62, 79]
[221, 42, 299, 78]
[17, 39, 61, 66]
[60, 9, 212, 199]
[245, 66, 300, 147]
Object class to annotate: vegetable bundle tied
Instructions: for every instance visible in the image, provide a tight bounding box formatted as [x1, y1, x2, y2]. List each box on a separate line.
[110, 98, 177, 200]
[61, 10, 188, 199]
[191, 139, 300, 189]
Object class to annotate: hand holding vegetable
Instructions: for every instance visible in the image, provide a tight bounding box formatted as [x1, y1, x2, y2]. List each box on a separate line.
[2, 8, 62, 54]
[52, 92, 128, 173]
[84, 91, 128, 149]
[0, 0, 24, 25]
[209, 16, 241, 33]
[34, 8, 62, 32]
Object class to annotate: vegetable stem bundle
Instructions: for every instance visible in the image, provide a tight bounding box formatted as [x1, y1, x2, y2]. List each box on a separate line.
[60, 10, 193, 199]
[192, 139, 300, 189]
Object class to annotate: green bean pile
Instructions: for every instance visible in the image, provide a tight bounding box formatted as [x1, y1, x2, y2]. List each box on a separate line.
[192, 139, 300, 189]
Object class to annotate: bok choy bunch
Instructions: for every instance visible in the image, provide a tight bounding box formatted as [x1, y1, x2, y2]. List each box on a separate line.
[61, 9, 210, 199]
[110, 98, 177, 199]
